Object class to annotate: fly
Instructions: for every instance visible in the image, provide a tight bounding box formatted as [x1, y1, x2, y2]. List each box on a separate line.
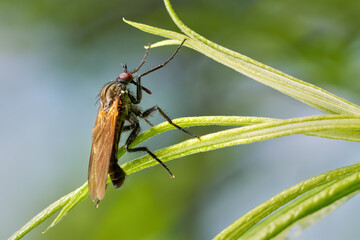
[88, 39, 198, 206]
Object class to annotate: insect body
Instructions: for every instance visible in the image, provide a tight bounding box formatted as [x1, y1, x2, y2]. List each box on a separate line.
[88, 39, 198, 204]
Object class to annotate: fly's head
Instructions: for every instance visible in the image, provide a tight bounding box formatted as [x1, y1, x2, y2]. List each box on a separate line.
[116, 63, 153, 95]
[117, 64, 134, 84]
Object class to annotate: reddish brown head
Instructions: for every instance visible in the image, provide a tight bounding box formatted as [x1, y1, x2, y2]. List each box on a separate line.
[117, 72, 133, 83]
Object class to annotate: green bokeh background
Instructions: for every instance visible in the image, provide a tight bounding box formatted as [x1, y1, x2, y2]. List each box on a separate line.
[2, 0, 360, 239]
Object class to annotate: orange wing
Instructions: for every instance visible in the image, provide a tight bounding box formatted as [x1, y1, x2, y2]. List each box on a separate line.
[88, 99, 119, 201]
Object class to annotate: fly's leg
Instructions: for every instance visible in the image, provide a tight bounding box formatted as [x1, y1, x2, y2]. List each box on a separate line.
[123, 124, 135, 132]
[130, 44, 151, 74]
[132, 39, 187, 104]
[124, 113, 174, 178]
[138, 39, 186, 78]
[132, 76, 143, 104]
[141, 105, 200, 139]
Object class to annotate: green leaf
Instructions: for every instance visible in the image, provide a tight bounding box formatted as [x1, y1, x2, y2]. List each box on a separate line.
[9, 192, 73, 240]
[214, 163, 360, 240]
[9, 182, 89, 240]
[271, 193, 356, 240]
[120, 115, 360, 175]
[124, 0, 360, 116]
[9, 115, 360, 239]
[43, 182, 89, 233]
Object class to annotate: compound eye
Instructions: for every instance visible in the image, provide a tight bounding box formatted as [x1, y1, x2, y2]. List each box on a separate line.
[118, 72, 133, 82]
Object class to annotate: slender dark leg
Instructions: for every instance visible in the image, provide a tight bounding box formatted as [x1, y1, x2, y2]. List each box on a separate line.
[122, 125, 134, 132]
[138, 39, 186, 78]
[124, 114, 174, 178]
[132, 39, 187, 104]
[132, 76, 143, 104]
[142, 117, 154, 127]
[124, 45, 152, 94]
[131, 44, 151, 74]
[141, 105, 200, 139]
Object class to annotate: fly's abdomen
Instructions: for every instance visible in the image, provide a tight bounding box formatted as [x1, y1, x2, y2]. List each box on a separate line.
[108, 157, 126, 189]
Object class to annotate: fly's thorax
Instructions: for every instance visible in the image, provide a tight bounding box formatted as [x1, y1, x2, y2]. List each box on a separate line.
[99, 82, 129, 110]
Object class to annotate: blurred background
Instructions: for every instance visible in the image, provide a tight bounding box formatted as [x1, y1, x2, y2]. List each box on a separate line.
[2, 0, 360, 239]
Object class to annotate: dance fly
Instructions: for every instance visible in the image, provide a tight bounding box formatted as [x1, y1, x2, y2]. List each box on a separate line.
[88, 39, 198, 205]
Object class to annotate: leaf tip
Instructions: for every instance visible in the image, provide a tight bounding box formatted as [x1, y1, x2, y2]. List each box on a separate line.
[123, 17, 132, 25]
